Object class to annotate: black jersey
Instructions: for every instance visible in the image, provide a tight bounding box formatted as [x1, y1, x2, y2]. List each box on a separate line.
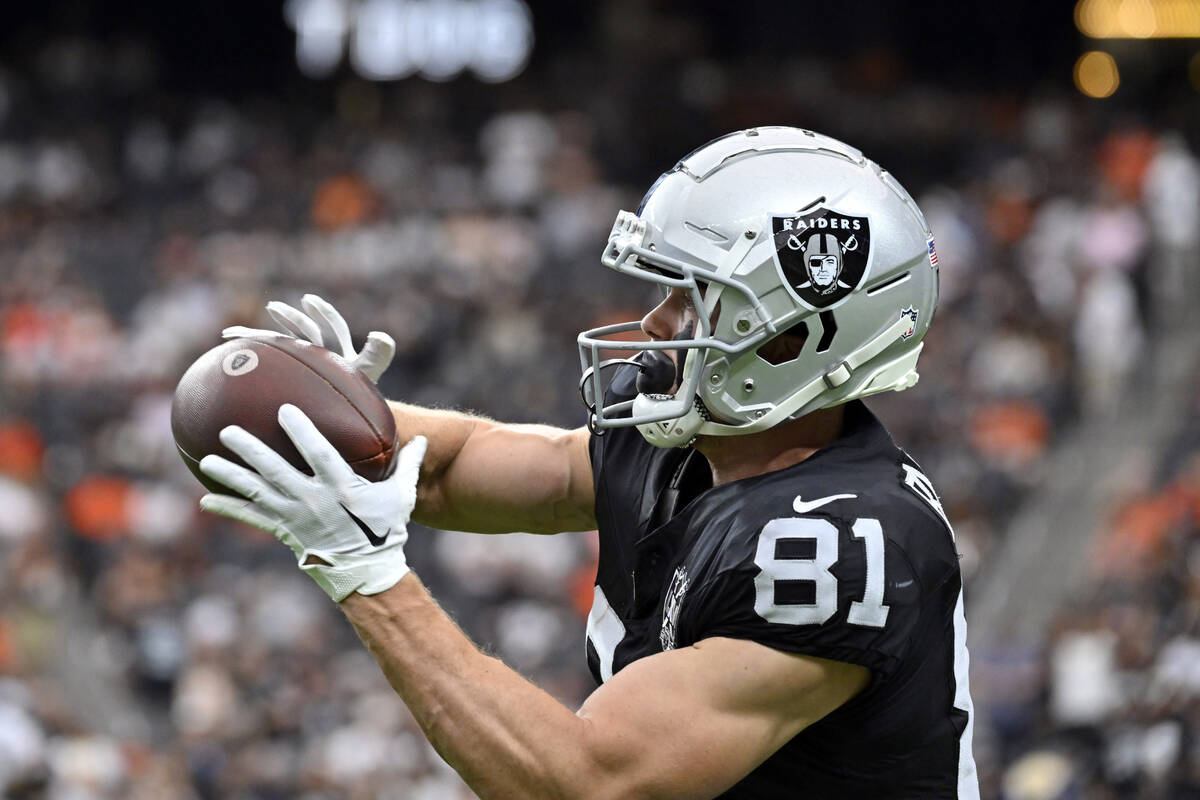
[585, 371, 979, 799]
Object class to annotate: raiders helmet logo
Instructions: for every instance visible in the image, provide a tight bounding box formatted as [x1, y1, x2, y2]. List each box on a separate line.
[770, 207, 872, 309]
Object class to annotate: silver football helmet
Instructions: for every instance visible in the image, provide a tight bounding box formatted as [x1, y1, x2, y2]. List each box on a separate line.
[578, 126, 938, 448]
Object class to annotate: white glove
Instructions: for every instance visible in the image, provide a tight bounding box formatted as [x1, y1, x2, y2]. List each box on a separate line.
[198, 403, 426, 602]
[223, 293, 396, 383]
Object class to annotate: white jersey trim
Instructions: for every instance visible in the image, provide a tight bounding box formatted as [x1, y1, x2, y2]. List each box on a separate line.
[586, 584, 626, 683]
[953, 589, 980, 799]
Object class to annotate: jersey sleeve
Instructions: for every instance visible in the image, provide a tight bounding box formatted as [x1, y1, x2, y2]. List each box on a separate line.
[677, 512, 927, 680]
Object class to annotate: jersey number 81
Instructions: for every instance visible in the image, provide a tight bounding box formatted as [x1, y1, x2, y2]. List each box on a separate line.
[753, 517, 890, 628]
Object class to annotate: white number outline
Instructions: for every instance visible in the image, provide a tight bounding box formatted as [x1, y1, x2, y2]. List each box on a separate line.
[753, 516, 890, 628]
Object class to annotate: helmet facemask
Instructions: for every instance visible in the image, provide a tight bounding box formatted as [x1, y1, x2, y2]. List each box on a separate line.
[578, 211, 775, 447]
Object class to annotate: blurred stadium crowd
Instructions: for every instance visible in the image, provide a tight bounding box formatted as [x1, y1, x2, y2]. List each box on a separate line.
[1, 19, 1199, 800]
[977, 386, 1200, 800]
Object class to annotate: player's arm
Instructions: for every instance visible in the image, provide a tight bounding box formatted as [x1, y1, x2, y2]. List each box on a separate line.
[223, 293, 597, 535]
[341, 575, 868, 800]
[198, 404, 865, 797]
[389, 401, 596, 534]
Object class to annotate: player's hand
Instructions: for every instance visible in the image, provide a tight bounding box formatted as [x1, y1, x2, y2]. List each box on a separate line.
[223, 293, 396, 383]
[197, 403, 426, 602]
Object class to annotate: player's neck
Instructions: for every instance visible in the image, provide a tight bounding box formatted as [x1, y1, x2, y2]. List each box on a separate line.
[695, 405, 847, 487]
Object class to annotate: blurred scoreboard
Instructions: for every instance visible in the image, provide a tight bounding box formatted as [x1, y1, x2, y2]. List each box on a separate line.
[285, 0, 533, 82]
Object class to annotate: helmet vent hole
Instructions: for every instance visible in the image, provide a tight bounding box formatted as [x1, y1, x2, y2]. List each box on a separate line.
[683, 221, 731, 243]
[755, 321, 808, 366]
[816, 311, 838, 353]
[866, 271, 911, 296]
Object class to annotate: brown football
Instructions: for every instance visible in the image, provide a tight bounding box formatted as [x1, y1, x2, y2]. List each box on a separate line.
[171, 337, 399, 494]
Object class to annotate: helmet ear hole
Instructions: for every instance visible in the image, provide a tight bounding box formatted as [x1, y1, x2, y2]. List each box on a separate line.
[756, 321, 809, 366]
[815, 311, 838, 354]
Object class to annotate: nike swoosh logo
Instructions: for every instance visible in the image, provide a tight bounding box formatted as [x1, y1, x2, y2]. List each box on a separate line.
[339, 503, 389, 546]
[792, 493, 858, 514]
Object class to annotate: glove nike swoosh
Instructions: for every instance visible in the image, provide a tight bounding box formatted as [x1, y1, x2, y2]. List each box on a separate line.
[339, 503, 390, 546]
[792, 493, 858, 514]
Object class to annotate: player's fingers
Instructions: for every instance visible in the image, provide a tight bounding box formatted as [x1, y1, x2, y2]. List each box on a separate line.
[222, 325, 285, 341]
[199, 492, 282, 535]
[301, 294, 355, 359]
[218, 425, 307, 496]
[277, 403, 355, 486]
[392, 435, 427, 490]
[266, 301, 324, 345]
[199, 454, 290, 511]
[357, 332, 396, 382]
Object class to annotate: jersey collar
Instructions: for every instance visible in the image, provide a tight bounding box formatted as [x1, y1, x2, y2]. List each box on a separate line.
[634, 400, 896, 549]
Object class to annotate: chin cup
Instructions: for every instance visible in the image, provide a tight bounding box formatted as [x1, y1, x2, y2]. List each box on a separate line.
[632, 393, 706, 449]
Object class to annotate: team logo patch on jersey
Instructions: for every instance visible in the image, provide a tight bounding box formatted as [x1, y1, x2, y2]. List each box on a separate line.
[900, 307, 919, 340]
[660, 566, 690, 651]
[771, 206, 872, 309]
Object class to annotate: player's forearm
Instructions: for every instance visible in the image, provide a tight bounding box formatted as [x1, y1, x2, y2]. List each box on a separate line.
[340, 576, 610, 800]
[389, 401, 596, 534]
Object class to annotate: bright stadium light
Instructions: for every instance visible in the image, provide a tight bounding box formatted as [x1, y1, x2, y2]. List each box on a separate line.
[1075, 0, 1200, 38]
[287, 0, 533, 82]
[1074, 50, 1121, 97]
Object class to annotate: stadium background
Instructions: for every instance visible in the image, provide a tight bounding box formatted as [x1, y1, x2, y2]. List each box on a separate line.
[1, 0, 1199, 797]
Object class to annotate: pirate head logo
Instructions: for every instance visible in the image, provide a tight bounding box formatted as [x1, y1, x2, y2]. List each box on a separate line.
[660, 566, 690, 652]
[771, 207, 872, 309]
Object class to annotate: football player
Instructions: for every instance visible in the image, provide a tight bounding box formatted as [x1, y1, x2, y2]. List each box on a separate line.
[200, 127, 978, 798]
